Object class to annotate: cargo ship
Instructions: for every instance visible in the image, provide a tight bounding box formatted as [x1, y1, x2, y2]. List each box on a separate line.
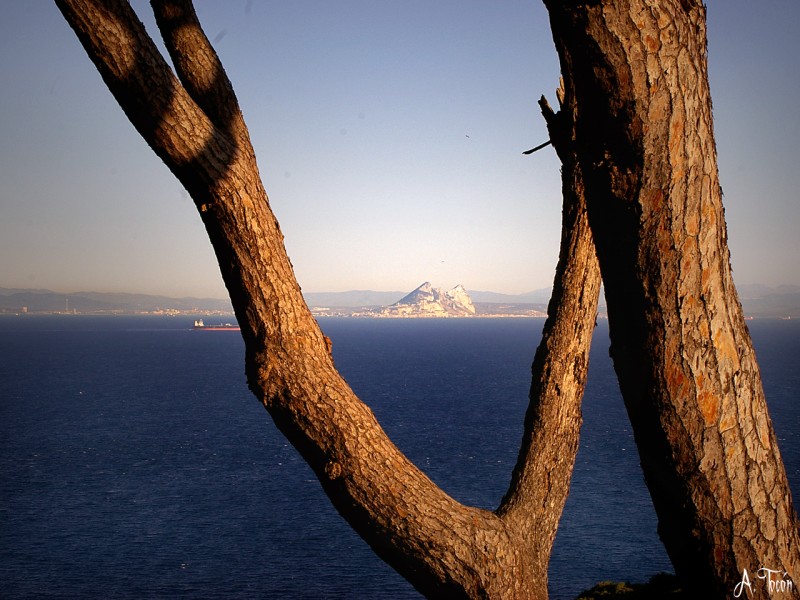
[192, 319, 240, 331]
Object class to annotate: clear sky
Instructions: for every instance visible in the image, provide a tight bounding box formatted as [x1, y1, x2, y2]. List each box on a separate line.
[1, 1, 798, 298]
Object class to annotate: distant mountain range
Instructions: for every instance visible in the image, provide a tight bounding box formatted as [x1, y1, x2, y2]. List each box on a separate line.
[303, 283, 547, 318]
[1, 283, 798, 318]
[0, 287, 233, 314]
[302, 287, 553, 308]
[736, 284, 800, 318]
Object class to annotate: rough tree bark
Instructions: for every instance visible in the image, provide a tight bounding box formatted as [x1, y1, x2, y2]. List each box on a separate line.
[55, 1, 600, 598]
[543, 1, 800, 597]
[54, 0, 798, 597]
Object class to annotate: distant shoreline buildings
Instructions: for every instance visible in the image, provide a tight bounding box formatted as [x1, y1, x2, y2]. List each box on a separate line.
[2, 283, 799, 319]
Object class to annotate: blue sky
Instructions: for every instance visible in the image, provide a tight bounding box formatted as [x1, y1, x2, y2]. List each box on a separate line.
[1, 1, 798, 298]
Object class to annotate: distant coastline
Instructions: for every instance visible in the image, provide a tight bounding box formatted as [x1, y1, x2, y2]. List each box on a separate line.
[1, 284, 798, 319]
[0, 287, 234, 317]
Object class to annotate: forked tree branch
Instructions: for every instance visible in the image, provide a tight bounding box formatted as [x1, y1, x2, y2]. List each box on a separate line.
[55, 1, 600, 597]
[150, 0, 251, 149]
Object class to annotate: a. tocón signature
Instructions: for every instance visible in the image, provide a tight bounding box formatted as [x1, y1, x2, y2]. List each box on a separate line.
[734, 568, 794, 597]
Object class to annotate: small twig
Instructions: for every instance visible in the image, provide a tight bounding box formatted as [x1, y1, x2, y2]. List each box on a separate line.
[522, 140, 552, 155]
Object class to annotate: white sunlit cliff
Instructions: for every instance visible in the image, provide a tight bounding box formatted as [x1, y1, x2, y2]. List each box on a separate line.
[378, 282, 476, 317]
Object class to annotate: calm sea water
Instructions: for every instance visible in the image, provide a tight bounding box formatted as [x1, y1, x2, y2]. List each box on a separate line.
[0, 315, 797, 599]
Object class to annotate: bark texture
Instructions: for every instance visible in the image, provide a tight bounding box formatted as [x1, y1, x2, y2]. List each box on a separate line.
[543, 1, 800, 597]
[55, 1, 601, 598]
[498, 88, 602, 589]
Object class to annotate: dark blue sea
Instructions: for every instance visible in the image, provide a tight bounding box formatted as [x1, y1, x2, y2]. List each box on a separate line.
[1, 316, 797, 599]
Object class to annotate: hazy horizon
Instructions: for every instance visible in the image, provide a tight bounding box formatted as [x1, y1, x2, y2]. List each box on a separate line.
[3, 279, 798, 302]
[1, 1, 798, 298]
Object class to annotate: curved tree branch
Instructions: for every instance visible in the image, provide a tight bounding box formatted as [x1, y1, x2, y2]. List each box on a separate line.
[498, 88, 601, 584]
[55, 1, 601, 597]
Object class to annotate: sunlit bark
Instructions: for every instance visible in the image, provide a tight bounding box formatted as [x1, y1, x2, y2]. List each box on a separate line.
[55, 1, 600, 597]
[543, 1, 800, 597]
[59, 1, 798, 597]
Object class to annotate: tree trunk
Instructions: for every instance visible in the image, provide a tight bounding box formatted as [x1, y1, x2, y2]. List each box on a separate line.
[498, 87, 601, 590]
[55, 1, 600, 598]
[543, 1, 800, 597]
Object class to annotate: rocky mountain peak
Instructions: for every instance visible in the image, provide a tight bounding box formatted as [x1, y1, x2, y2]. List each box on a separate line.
[443, 284, 474, 312]
[383, 282, 476, 317]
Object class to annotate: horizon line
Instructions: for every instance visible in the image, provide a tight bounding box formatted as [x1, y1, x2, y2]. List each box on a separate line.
[2, 282, 800, 301]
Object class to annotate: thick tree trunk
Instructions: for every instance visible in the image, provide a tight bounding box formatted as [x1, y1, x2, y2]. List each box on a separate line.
[55, 1, 601, 598]
[543, 1, 800, 597]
